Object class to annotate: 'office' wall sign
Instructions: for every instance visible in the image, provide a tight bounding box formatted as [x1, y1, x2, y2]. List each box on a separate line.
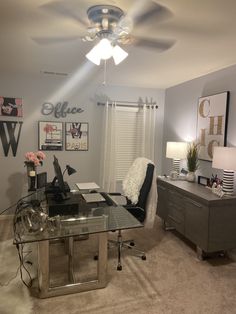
[41, 102, 84, 118]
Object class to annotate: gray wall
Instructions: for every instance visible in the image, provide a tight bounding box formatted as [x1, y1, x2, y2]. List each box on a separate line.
[0, 72, 165, 213]
[163, 64, 236, 187]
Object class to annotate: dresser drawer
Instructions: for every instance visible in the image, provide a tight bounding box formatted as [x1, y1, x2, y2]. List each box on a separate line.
[167, 201, 185, 234]
[184, 197, 208, 250]
[168, 189, 183, 207]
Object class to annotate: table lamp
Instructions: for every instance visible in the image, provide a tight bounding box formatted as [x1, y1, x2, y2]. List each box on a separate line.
[212, 146, 236, 195]
[166, 141, 187, 175]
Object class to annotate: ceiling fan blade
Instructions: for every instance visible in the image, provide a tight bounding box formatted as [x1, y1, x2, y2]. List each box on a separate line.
[32, 36, 80, 45]
[132, 1, 173, 27]
[131, 36, 175, 51]
[40, 1, 89, 28]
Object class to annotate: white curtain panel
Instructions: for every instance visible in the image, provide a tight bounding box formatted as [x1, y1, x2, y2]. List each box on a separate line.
[138, 104, 157, 161]
[100, 101, 117, 192]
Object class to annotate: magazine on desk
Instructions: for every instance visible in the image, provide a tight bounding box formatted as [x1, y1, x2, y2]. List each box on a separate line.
[82, 193, 106, 203]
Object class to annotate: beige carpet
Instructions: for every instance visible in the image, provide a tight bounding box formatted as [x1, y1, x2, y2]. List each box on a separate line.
[0, 239, 34, 314]
[30, 217, 236, 314]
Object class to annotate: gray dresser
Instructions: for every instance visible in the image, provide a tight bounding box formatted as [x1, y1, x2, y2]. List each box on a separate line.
[156, 177, 236, 258]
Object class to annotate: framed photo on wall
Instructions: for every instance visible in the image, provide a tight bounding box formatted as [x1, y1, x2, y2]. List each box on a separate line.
[38, 121, 63, 151]
[65, 122, 88, 151]
[0, 96, 23, 117]
[196, 91, 229, 161]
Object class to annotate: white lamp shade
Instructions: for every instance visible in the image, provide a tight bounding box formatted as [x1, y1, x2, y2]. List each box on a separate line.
[86, 38, 113, 65]
[212, 146, 236, 170]
[97, 38, 113, 60]
[166, 141, 187, 159]
[113, 45, 128, 65]
[86, 44, 101, 65]
[86, 39, 128, 66]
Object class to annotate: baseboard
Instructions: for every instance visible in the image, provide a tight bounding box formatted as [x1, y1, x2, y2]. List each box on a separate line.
[0, 214, 14, 221]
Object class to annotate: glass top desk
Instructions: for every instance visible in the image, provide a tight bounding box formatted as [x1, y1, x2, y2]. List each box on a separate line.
[14, 191, 143, 298]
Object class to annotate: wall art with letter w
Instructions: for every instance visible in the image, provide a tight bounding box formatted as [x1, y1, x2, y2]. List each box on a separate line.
[0, 121, 23, 156]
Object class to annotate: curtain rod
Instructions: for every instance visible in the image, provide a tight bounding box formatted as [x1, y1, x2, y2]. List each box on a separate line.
[97, 101, 158, 109]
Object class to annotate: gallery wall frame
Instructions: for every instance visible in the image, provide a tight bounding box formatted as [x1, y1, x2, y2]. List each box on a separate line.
[0, 96, 23, 117]
[65, 122, 88, 151]
[196, 91, 229, 161]
[38, 121, 63, 151]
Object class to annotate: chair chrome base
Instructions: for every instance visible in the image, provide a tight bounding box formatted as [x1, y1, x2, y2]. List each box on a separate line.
[109, 230, 146, 271]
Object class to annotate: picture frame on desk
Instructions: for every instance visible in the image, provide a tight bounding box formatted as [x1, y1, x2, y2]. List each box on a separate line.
[198, 175, 210, 186]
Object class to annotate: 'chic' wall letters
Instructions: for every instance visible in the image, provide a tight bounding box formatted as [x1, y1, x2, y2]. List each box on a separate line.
[197, 92, 229, 161]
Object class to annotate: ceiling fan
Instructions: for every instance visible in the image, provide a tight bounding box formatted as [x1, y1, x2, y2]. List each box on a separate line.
[35, 1, 175, 65]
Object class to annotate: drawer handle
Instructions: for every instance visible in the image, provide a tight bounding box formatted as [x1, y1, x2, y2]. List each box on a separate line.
[186, 198, 202, 208]
[169, 190, 180, 197]
[168, 215, 181, 224]
[158, 185, 166, 191]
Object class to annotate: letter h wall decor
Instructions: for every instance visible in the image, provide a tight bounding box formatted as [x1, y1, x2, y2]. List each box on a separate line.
[197, 91, 229, 161]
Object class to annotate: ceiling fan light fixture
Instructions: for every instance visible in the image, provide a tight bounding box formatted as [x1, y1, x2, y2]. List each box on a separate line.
[98, 38, 113, 60]
[112, 45, 128, 65]
[86, 44, 101, 65]
[86, 38, 128, 66]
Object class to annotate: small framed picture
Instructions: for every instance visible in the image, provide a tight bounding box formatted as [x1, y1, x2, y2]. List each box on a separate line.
[0, 96, 23, 117]
[65, 122, 88, 151]
[38, 121, 63, 151]
[198, 176, 210, 186]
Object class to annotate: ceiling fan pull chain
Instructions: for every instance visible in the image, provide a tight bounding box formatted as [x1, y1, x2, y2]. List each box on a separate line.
[103, 60, 107, 86]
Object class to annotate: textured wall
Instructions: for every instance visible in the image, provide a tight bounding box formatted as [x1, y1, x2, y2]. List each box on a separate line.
[163, 64, 236, 188]
[0, 73, 165, 213]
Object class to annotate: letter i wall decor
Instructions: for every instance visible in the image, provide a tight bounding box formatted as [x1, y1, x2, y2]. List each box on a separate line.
[196, 91, 229, 161]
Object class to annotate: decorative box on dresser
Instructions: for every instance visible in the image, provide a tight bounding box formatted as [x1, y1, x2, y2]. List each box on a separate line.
[156, 177, 236, 259]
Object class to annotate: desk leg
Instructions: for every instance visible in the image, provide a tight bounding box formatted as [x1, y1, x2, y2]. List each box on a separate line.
[68, 237, 75, 283]
[37, 240, 49, 298]
[97, 232, 108, 287]
[36, 232, 108, 298]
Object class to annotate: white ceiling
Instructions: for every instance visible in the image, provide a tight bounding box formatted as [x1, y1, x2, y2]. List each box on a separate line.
[1, 0, 236, 89]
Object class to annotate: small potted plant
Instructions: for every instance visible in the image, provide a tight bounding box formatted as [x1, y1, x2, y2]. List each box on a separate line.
[186, 142, 199, 182]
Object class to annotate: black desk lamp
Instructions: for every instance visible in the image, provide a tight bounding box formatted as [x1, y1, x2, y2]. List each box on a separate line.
[63, 165, 77, 177]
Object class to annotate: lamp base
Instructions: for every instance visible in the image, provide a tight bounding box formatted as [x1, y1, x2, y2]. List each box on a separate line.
[170, 170, 178, 180]
[222, 170, 234, 195]
[173, 158, 180, 174]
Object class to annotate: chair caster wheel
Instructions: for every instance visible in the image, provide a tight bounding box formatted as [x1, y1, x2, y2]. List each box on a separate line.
[129, 241, 135, 246]
[117, 265, 122, 271]
[141, 255, 146, 260]
[94, 255, 98, 260]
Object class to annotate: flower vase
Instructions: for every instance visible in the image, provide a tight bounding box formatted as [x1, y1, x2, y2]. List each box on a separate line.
[26, 163, 37, 191]
[186, 171, 196, 182]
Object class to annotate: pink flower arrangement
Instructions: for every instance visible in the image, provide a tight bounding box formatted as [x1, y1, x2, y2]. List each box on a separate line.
[25, 151, 46, 167]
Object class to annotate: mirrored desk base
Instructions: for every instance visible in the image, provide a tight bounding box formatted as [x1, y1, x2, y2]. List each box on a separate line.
[35, 232, 108, 298]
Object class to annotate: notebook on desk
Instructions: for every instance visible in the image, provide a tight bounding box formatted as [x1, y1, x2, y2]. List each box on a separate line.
[75, 182, 100, 191]
[82, 193, 106, 203]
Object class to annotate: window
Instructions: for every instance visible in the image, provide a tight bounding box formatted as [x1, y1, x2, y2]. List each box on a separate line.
[115, 107, 143, 180]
